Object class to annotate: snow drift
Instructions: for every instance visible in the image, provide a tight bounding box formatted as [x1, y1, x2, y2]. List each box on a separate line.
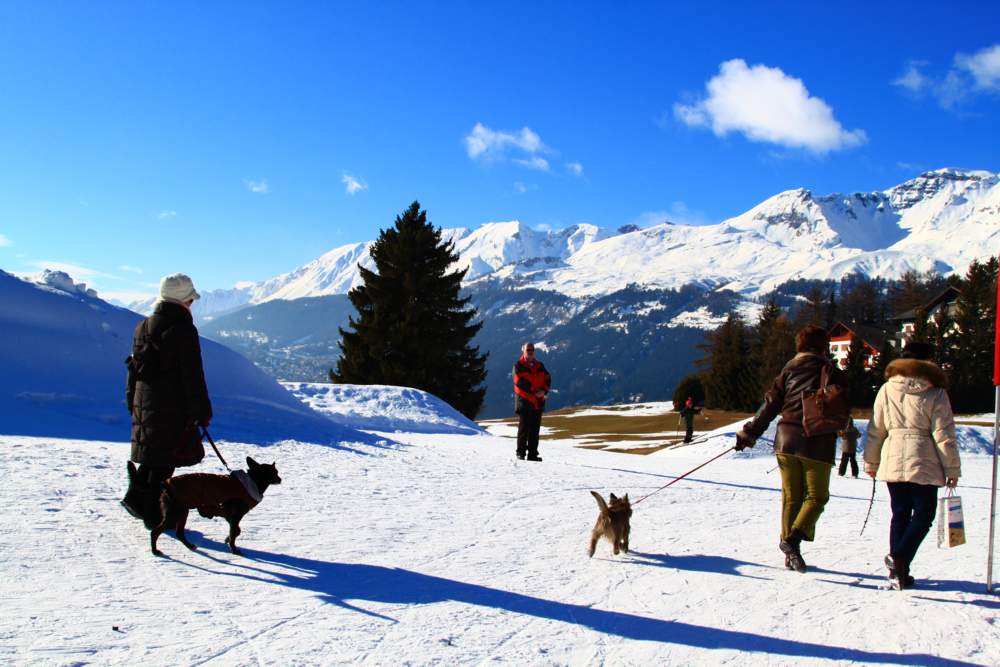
[0, 270, 374, 446]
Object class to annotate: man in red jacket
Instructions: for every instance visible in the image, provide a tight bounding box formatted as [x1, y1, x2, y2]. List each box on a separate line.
[513, 341, 551, 461]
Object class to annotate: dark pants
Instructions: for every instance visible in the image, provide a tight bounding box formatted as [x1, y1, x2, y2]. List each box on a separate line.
[887, 482, 938, 569]
[684, 420, 694, 443]
[516, 408, 543, 458]
[838, 452, 858, 477]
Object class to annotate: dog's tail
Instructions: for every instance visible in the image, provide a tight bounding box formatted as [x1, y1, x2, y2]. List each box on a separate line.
[590, 490, 610, 515]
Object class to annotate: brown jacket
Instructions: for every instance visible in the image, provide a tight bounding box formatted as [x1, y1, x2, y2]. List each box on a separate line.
[864, 358, 960, 486]
[742, 352, 847, 465]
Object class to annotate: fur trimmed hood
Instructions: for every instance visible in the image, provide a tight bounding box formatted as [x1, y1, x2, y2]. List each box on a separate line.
[885, 358, 948, 389]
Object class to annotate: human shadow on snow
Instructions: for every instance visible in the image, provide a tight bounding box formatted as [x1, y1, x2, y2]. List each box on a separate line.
[622, 551, 770, 580]
[183, 542, 979, 666]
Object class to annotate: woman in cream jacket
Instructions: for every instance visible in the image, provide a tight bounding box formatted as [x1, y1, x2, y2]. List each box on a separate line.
[864, 341, 960, 590]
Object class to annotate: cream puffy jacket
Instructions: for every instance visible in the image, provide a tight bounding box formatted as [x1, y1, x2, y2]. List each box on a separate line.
[864, 358, 960, 486]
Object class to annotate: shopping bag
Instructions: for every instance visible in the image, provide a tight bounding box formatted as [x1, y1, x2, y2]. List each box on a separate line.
[936, 489, 966, 548]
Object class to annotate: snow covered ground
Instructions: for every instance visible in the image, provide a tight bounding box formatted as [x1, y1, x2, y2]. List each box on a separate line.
[2, 393, 999, 666]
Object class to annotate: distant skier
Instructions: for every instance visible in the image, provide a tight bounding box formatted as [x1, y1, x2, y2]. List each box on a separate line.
[864, 341, 960, 590]
[679, 397, 699, 443]
[733, 325, 848, 573]
[837, 419, 860, 478]
[513, 341, 551, 461]
[122, 273, 213, 527]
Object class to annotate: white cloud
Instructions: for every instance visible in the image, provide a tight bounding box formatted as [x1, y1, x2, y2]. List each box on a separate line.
[245, 179, 269, 194]
[512, 156, 550, 171]
[464, 122, 556, 172]
[465, 123, 544, 159]
[631, 202, 712, 228]
[566, 162, 584, 176]
[157, 210, 177, 220]
[674, 59, 867, 154]
[892, 61, 930, 93]
[0, 234, 11, 247]
[119, 265, 143, 274]
[532, 223, 552, 232]
[956, 44, 1000, 91]
[893, 44, 1000, 109]
[342, 173, 368, 195]
[514, 182, 527, 194]
[30, 261, 117, 281]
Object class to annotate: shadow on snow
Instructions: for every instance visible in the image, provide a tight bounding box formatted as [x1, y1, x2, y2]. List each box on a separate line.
[179, 541, 979, 666]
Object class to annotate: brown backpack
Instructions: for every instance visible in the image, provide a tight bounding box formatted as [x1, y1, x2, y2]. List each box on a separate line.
[801, 364, 850, 437]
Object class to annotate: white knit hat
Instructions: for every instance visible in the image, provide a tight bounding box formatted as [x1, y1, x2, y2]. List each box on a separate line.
[159, 273, 200, 303]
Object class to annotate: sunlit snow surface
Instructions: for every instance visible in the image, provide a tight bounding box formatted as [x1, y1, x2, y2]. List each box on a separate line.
[2, 391, 998, 665]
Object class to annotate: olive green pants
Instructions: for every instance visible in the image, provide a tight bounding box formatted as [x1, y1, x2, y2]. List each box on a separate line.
[777, 454, 832, 542]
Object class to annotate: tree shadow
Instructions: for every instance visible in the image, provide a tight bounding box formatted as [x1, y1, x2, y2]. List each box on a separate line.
[176, 541, 978, 665]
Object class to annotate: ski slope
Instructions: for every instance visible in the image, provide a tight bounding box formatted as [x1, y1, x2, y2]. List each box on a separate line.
[2, 393, 998, 666]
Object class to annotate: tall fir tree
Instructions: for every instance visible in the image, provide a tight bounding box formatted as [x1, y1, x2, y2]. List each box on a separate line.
[332, 201, 488, 418]
[843, 334, 873, 407]
[698, 312, 758, 411]
[794, 287, 826, 328]
[750, 297, 795, 402]
[949, 256, 998, 412]
[870, 338, 895, 397]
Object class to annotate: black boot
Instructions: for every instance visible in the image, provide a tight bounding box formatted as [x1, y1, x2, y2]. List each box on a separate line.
[779, 529, 807, 573]
[885, 554, 914, 590]
[121, 462, 145, 521]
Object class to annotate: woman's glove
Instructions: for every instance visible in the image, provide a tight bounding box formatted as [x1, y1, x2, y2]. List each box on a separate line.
[734, 429, 756, 451]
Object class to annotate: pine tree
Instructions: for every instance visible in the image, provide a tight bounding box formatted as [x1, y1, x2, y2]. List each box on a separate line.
[844, 334, 873, 407]
[870, 339, 895, 397]
[672, 374, 706, 410]
[698, 312, 758, 411]
[750, 298, 795, 402]
[794, 287, 826, 328]
[949, 257, 998, 412]
[332, 201, 488, 418]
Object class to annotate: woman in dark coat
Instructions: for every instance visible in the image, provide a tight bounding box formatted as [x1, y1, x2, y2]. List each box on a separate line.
[122, 273, 213, 526]
[735, 325, 848, 573]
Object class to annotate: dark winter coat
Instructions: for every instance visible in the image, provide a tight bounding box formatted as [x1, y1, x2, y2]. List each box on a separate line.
[839, 422, 860, 455]
[513, 356, 551, 413]
[126, 300, 212, 467]
[680, 405, 699, 427]
[742, 352, 847, 466]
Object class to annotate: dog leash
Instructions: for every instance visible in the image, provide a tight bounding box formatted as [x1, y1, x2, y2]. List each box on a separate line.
[632, 445, 736, 506]
[201, 426, 231, 471]
[860, 477, 877, 536]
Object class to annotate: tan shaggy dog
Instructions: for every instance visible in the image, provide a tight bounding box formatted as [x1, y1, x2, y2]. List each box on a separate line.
[588, 491, 632, 557]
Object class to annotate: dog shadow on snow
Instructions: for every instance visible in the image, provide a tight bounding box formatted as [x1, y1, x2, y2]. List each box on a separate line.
[179, 540, 977, 666]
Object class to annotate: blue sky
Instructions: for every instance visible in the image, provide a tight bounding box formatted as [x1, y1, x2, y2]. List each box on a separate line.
[1, 2, 998, 301]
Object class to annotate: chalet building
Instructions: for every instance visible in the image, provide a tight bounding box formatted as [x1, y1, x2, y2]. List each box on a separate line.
[828, 321, 886, 369]
[891, 286, 961, 344]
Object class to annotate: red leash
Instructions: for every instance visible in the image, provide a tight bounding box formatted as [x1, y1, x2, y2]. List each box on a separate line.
[632, 446, 736, 506]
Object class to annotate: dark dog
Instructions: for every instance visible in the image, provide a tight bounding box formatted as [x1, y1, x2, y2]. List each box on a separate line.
[588, 491, 632, 557]
[150, 456, 281, 557]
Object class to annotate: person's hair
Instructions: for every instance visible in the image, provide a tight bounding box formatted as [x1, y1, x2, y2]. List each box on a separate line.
[522, 341, 535, 351]
[900, 340, 933, 360]
[795, 325, 829, 354]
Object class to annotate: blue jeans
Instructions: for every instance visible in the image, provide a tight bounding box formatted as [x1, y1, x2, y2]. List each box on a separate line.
[887, 482, 938, 568]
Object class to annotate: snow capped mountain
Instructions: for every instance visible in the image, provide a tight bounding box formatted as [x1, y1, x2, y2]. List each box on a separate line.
[124, 168, 999, 315]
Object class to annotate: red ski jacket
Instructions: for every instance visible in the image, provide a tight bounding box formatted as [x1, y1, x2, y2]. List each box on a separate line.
[513, 356, 551, 412]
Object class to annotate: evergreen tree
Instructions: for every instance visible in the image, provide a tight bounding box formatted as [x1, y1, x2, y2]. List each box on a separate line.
[870, 339, 895, 397]
[824, 290, 838, 329]
[843, 334, 873, 407]
[794, 287, 826, 328]
[672, 373, 706, 410]
[949, 257, 998, 412]
[332, 201, 488, 418]
[698, 312, 758, 411]
[750, 298, 796, 402]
